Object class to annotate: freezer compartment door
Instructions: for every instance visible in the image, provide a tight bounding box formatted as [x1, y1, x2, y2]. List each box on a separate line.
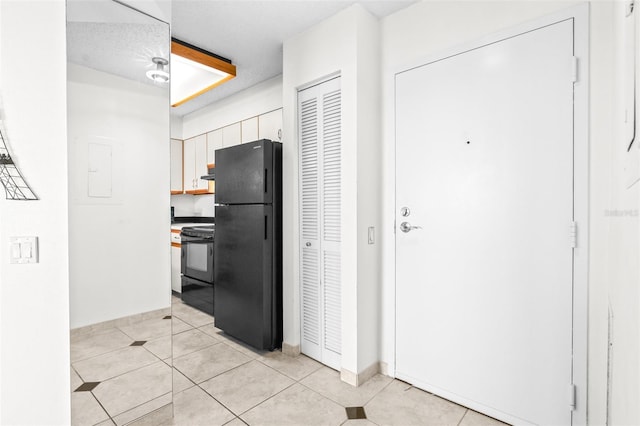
[214, 204, 281, 350]
[215, 139, 274, 204]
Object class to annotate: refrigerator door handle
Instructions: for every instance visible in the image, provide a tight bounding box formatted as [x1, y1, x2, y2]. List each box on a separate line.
[264, 215, 268, 240]
[264, 168, 268, 194]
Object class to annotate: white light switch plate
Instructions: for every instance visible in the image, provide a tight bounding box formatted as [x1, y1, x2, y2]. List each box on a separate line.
[9, 236, 38, 264]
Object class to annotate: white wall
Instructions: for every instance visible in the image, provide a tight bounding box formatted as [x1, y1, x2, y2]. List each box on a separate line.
[171, 114, 183, 139]
[171, 193, 216, 217]
[0, 1, 70, 424]
[68, 63, 171, 328]
[381, 1, 638, 424]
[181, 75, 282, 140]
[282, 4, 381, 381]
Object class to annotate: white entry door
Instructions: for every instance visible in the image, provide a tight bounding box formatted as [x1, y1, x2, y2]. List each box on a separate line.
[396, 20, 575, 425]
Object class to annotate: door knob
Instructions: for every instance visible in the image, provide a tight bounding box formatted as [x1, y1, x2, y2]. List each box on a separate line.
[400, 222, 422, 233]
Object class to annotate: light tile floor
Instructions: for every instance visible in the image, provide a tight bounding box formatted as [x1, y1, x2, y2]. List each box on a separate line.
[71, 309, 173, 426]
[71, 296, 509, 426]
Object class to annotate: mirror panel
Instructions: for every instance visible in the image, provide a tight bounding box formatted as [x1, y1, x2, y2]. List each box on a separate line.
[67, 1, 172, 424]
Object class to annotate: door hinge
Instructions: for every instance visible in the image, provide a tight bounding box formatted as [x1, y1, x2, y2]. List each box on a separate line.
[570, 221, 577, 248]
[569, 383, 576, 410]
[571, 56, 579, 83]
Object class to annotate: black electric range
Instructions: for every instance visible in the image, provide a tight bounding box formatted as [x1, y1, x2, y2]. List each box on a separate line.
[181, 225, 215, 316]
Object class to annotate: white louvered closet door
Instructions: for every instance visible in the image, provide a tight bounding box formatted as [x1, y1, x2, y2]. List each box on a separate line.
[298, 76, 341, 370]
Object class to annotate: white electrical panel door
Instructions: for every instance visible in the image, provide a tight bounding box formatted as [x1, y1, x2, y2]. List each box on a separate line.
[298, 76, 341, 370]
[395, 20, 574, 425]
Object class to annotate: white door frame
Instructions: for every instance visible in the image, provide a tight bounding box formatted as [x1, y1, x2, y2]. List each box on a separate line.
[383, 4, 589, 424]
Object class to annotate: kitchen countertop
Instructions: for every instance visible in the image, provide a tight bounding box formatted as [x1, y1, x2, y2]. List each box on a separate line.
[171, 217, 215, 232]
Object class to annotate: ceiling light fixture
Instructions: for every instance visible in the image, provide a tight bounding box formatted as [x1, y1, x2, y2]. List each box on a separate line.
[170, 38, 236, 107]
[146, 57, 170, 83]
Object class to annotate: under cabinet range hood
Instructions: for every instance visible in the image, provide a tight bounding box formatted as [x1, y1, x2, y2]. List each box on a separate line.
[200, 166, 215, 180]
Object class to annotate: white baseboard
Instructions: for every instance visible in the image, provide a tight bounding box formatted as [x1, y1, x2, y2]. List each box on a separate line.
[341, 362, 380, 387]
[282, 342, 301, 356]
[379, 361, 390, 377]
[70, 307, 171, 338]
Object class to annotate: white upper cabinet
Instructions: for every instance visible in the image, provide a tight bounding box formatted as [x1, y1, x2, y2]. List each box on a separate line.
[258, 109, 283, 142]
[207, 128, 223, 166]
[170, 138, 183, 194]
[222, 122, 242, 148]
[183, 134, 210, 194]
[241, 117, 259, 144]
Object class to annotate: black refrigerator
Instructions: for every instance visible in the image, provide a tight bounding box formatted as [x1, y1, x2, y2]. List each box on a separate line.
[214, 139, 282, 351]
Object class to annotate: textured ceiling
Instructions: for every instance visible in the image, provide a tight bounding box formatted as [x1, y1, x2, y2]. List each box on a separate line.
[67, 22, 170, 87]
[67, 0, 170, 90]
[67, 1, 416, 117]
[171, 0, 416, 116]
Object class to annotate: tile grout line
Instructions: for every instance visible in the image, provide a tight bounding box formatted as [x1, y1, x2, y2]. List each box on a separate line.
[171, 313, 215, 329]
[253, 355, 313, 382]
[172, 354, 238, 390]
[221, 416, 247, 426]
[89, 389, 115, 425]
[71, 364, 86, 385]
[234, 380, 300, 419]
[194, 376, 261, 420]
[74, 355, 168, 387]
[106, 391, 172, 425]
[177, 348, 301, 418]
[71, 338, 136, 365]
[141, 339, 170, 363]
[457, 409, 470, 426]
[187, 349, 315, 420]
[173, 349, 253, 392]
[360, 376, 396, 407]
[189, 351, 302, 419]
[295, 372, 393, 410]
[173, 364, 199, 391]
[218, 340, 266, 359]
[113, 315, 173, 342]
[172, 340, 221, 361]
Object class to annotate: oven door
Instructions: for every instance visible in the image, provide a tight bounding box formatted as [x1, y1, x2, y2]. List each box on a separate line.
[181, 275, 214, 316]
[181, 235, 214, 283]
